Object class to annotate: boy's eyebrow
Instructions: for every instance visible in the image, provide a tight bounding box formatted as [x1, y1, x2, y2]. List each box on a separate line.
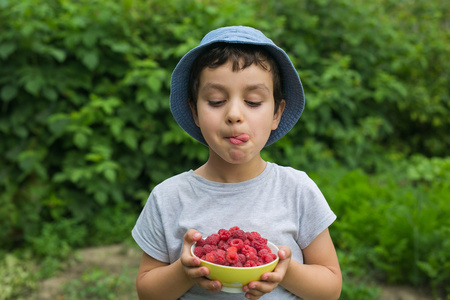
[245, 84, 271, 94]
[201, 83, 271, 94]
[200, 83, 227, 93]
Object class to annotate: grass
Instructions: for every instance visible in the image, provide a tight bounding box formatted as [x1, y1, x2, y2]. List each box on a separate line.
[62, 267, 136, 300]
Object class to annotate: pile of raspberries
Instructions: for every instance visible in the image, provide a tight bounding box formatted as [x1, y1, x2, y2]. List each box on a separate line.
[193, 226, 277, 268]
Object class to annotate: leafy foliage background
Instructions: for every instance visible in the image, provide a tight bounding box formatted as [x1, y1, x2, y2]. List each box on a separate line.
[0, 0, 449, 298]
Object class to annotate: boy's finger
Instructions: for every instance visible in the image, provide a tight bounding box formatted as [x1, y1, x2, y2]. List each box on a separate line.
[181, 254, 202, 268]
[182, 229, 202, 256]
[181, 229, 203, 267]
[257, 246, 292, 283]
[272, 246, 291, 275]
[195, 278, 222, 293]
[184, 229, 202, 244]
[184, 264, 209, 278]
[277, 245, 291, 260]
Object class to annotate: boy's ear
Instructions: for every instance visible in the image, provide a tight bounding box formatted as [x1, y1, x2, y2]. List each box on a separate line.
[272, 99, 286, 130]
[189, 101, 200, 127]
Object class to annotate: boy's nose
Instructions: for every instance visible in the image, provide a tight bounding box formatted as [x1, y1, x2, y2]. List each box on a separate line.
[226, 101, 243, 124]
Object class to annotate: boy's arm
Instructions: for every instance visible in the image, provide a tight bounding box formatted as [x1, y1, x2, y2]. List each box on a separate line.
[136, 253, 191, 300]
[280, 228, 342, 299]
[135, 229, 221, 300]
[244, 228, 341, 300]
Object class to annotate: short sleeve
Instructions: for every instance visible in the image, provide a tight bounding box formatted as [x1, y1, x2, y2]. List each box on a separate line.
[297, 175, 336, 249]
[131, 191, 170, 263]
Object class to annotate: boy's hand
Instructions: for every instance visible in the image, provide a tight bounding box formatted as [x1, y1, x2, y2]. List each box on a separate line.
[242, 246, 292, 300]
[180, 229, 222, 293]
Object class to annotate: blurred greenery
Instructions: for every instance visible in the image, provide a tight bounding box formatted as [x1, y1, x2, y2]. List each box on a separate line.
[62, 267, 134, 300]
[0, 0, 449, 299]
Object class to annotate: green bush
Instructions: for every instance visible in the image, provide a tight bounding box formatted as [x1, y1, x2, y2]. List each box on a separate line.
[0, 0, 449, 296]
[0, 254, 37, 300]
[0, 0, 282, 251]
[313, 156, 450, 297]
[266, 0, 449, 170]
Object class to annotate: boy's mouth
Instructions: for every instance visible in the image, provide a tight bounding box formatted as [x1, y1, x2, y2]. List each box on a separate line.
[228, 134, 250, 145]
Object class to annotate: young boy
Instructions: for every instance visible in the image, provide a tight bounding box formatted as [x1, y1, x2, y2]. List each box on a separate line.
[132, 26, 342, 299]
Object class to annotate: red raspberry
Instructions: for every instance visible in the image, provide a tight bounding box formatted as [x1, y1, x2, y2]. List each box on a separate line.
[263, 254, 276, 264]
[227, 246, 238, 253]
[245, 251, 258, 261]
[258, 249, 269, 257]
[238, 253, 246, 264]
[218, 240, 230, 251]
[198, 227, 275, 268]
[205, 252, 215, 263]
[251, 231, 261, 240]
[196, 239, 206, 247]
[214, 250, 226, 265]
[241, 245, 257, 256]
[205, 233, 220, 245]
[229, 226, 240, 235]
[218, 229, 231, 241]
[252, 240, 266, 251]
[193, 246, 204, 258]
[230, 239, 244, 250]
[202, 244, 217, 254]
[232, 229, 247, 241]
[226, 251, 239, 264]
[244, 260, 257, 267]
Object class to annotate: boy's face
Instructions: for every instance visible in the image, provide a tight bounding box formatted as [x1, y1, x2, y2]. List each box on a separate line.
[191, 60, 285, 165]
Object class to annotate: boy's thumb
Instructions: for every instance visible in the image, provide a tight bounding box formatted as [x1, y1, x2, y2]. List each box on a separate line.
[277, 246, 291, 260]
[184, 229, 202, 245]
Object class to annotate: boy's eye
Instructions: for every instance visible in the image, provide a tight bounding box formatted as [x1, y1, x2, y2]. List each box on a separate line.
[245, 101, 262, 107]
[208, 100, 225, 107]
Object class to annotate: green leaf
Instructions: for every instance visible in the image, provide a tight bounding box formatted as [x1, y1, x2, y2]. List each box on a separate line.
[110, 42, 131, 53]
[1, 85, 18, 102]
[82, 31, 98, 48]
[147, 75, 162, 92]
[141, 139, 157, 155]
[43, 87, 58, 101]
[49, 48, 67, 63]
[109, 118, 124, 138]
[74, 132, 88, 148]
[82, 52, 99, 70]
[48, 114, 69, 135]
[85, 153, 103, 162]
[104, 169, 116, 182]
[24, 77, 44, 96]
[94, 191, 108, 205]
[0, 43, 16, 60]
[144, 97, 159, 112]
[122, 128, 138, 150]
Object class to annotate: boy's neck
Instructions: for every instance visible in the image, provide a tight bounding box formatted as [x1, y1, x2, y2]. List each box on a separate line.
[194, 155, 267, 183]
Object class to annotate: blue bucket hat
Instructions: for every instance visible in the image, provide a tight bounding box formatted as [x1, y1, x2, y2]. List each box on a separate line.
[170, 25, 305, 146]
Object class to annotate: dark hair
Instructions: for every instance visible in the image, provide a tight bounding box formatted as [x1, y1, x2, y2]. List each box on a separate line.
[188, 43, 284, 114]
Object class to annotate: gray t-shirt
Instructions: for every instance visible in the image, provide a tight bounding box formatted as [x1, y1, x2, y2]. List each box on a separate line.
[132, 162, 336, 299]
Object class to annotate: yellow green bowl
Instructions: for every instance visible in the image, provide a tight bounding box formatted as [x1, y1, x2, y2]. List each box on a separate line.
[190, 241, 279, 293]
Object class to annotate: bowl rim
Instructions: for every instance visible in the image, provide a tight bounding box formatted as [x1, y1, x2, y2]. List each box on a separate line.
[190, 241, 279, 270]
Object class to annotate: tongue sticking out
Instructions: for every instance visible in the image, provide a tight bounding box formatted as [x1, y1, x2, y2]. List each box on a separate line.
[229, 134, 250, 145]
